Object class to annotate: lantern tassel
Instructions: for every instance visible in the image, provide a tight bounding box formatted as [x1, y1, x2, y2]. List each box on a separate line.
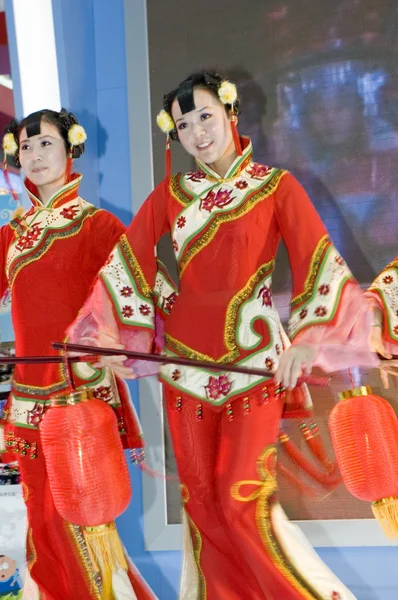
[83, 522, 128, 600]
[372, 497, 398, 540]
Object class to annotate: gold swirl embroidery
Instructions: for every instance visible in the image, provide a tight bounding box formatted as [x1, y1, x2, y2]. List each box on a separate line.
[170, 174, 195, 206]
[26, 527, 37, 572]
[178, 170, 286, 276]
[22, 482, 29, 503]
[13, 379, 67, 396]
[290, 235, 331, 310]
[164, 261, 275, 363]
[66, 523, 102, 599]
[181, 484, 207, 599]
[8, 207, 98, 287]
[231, 446, 325, 600]
[119, 234, 153, 298]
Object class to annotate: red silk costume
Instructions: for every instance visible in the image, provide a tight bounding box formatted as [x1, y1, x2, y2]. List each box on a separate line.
[0, 174, 154, 600]
[70, 139, 374, 599]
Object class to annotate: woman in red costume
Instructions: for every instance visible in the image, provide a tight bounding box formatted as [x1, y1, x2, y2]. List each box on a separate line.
[0, 109, 155, 600]
[69, 72, 376, 600]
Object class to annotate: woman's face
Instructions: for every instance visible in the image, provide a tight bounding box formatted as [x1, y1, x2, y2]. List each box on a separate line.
[171, 87, 233, 164]
[18, 121, 67, 188]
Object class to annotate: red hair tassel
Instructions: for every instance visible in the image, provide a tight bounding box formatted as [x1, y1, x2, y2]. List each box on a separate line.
[230, 111, 242, 156]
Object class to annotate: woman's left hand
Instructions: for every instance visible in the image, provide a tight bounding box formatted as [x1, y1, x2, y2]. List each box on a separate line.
[275, 344, 318, 390]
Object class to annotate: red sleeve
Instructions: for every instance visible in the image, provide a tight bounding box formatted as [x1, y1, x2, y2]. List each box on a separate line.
[67, 181, 172, 377]
[275, 172, 376, 370]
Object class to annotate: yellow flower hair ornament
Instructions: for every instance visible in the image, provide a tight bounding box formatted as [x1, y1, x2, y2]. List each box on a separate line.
[156, 110, 175, 134]
[3, 132, 18, 157]
[68, 124, 87, 147]
[218, 81, 238, 106]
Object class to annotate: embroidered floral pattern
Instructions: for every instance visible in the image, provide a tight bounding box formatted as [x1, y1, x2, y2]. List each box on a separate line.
[299, 308, 308, 319]
[315, 306, 327, 317]
[161, 292, 178, 313]
[16, 225, 44, 252]
[172, 369, 181, 381]
[172, 239, 178, 252]
[265, 358, 274, 371]
[93, 385, 112, 403]
[120, 286, 133, 297]
[394, 325, 398, 335]
[177, 216, 186, 229]
[334, 255, 345, 266]
[199, 188, 235, 212]
[26, 402, 47, 427]
[204, 375, 233, 401]
[247, 163, 272, 179]
[383, 275, 393, 284]
[60, 204, 80, 220]
[318, 284, 330, 295]
[186, 170, 206, 182]
[122, 305, 134, 318]
[331, 593, 342, 600]
[257, 285, 272, 307]
[139, 304, 151, 316]
[235, 180, 248, 189]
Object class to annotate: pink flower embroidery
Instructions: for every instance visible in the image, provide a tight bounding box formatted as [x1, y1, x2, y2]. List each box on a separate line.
[60, 204, 79, 220]
[315, 306, 327, 317]
[200, 190, 216, 212]
[331, 593, 342, 600]
[172, 369, 181, 381]
[177, 216, 186, 229]
[16, 225, 44, 252]
[235, 180, 248, 189]
[257, 285, 272, 307]
[265, 358, 275, 371]
[299, 308, 308, 319]
[139, 304, 151, 316]
[186, 170, 206, 182]
[200, 188, 235, 212]
[247, 163, 272, 179]
[383, 275, 393, 284]
[121, 286, 133, 297]
[205, 375, 232, 401]
[318, 284, 330, 296]
[27, 402, 47, 427]
[122, 305, 134, 318]
[214, 188, 235, 209]
[93, 386, 112, 403]
[161, 292, 178, 313]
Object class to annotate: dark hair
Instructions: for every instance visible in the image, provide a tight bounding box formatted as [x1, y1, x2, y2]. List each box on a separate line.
[163, 70, 241, 141]
[4, 108, 85, 167]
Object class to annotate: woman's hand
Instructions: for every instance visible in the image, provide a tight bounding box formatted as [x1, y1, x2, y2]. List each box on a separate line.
[275, 344, 318, 390]
[80, 332, 136, 380]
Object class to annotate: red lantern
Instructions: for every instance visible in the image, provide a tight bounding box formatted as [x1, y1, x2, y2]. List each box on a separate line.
[329, 386, 398, 539]
[40, 389, 132, 599]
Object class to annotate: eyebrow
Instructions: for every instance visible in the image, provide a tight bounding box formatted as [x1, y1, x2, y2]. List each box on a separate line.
[19, 134, 57, 144]
[175, 106, 211, 123]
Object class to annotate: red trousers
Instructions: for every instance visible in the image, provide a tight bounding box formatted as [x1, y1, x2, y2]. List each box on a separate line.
[165, 384, 333, 600]
[7, 424, 153, 600]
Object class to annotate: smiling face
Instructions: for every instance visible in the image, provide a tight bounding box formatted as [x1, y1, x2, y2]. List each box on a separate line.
[171, 87, 235, 168]
[18, 120, 68, 190]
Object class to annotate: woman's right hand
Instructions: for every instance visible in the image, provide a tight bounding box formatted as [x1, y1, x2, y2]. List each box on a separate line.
[81, 332, 136, 380]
